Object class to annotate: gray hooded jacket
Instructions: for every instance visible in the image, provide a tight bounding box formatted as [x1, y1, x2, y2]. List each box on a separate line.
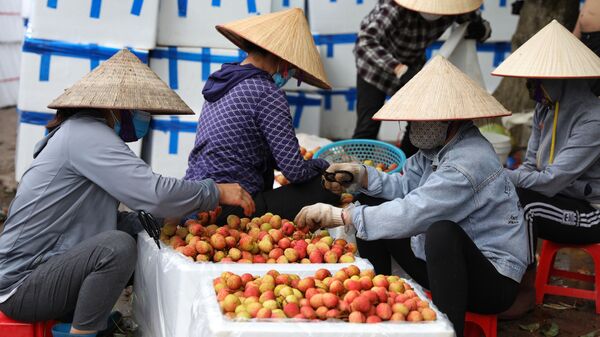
[0, 111, 219, 301]
[506, 80, 600, 204]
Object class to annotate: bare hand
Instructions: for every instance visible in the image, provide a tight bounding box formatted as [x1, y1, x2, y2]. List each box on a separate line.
[394, 64, 408, 78]
[216, 183, 255, 216]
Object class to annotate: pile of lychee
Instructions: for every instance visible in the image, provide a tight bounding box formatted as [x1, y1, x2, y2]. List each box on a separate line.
[160, 210, 357, 264]
[363, 160, 399, 173]
[214, 265, 437, 323]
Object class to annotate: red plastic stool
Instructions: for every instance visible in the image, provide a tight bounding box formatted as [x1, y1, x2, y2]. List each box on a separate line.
[535, 240, 600, 314]
[0, 311, 55, 337]
[424, 291, 497, 337]
[464, 312, 497, 337]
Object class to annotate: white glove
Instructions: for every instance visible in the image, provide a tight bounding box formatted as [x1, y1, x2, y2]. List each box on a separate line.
[294, 203, 344, 233]
[322, 163, 367, 194]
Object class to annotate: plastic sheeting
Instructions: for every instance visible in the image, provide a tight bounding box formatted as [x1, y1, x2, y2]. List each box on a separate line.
[133, 232, 375, 337]
[190, 268, 455, 337]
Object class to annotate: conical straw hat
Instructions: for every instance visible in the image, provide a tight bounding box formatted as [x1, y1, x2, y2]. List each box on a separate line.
[492, 20, 600, 78]
[395, 0, 482, 15]
[373, 55, 510, 121]
[216, 8, 331, 89]
[48, 49, 193, 115]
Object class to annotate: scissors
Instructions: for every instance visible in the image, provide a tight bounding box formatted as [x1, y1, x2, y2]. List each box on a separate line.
[137, 210, 162, 249]
[321, 169, 355, 188]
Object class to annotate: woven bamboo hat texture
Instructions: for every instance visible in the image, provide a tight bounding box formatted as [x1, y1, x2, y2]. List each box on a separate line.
[373, 55, 510, 121]
[48, 49, 193, 115]
[394, 0, 483, 15]
[492, 20, 600, 78]
[216, 8, 331, 89]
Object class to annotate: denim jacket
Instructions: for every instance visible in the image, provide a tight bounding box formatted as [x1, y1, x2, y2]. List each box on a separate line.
[352, 122, 530, 282]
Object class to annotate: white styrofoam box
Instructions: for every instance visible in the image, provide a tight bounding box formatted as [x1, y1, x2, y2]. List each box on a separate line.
[307, 0, 376, 35]
[21, 0, 32, 18]
[481, 0, 519, 42]
[318, 88, 357, 140]
[286, 91, 322, 136]
[145, 114, 198, 178]
[313, 33, 357, 88]
[0, 0, 24, 42]
[0, 42, 21, 108]
[271, 0, 305, 12]
[149, 46, 245, 113]
[18, 37, 149, 113]
[157, 0, 271, 48]
[15, 110, 142, 180]
[378, 121, 405, 143]
[28, 0, 159, 49]
[437, 24, 486, 88]
[426, 40, 510, 93]
[190, 270, 454, 337]
[133, 232, 375, 337]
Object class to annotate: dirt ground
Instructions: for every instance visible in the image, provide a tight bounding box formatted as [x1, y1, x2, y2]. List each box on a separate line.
[0, 107, 598, 336]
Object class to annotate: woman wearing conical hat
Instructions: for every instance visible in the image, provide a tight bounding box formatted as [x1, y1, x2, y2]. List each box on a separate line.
[0, 50, 254, 336]
[184, 9, 339, 223]
[491, 20, 600, 317]
[294, 56, 530, 335]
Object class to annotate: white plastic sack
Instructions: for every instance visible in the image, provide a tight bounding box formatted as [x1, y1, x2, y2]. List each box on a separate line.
[437, 24, 485, 89]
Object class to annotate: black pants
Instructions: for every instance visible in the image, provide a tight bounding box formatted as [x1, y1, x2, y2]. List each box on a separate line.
[581, 31, 600, 96]
[0, 230, 137, 331]
[217, 175, 340, 224]
[352, 75, 418, 157]
[517, 188, 600, 260]
[357, 221, 518, 336]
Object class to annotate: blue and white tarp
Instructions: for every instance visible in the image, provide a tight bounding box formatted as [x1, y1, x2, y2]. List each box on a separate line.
[157, 0, 271, 48]
[28, 0, 159, 49]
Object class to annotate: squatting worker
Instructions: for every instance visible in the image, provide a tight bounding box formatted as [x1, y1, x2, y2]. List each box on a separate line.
[574, 0, 600, 95]
[0, 50, 254, 337]
[184, 9, 339, 223]
[353, 0, 491, 157]
[491, 20, 600, 318]
[295, 56, 530, 336]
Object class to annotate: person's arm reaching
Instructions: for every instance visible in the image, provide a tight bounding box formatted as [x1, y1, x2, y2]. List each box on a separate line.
[69, 124, 254, 218]
[255, 90, 329, 183]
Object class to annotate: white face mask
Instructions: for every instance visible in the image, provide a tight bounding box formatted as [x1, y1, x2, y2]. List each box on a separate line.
[409, 121, 449, 150]
[420, 12, 442, 21]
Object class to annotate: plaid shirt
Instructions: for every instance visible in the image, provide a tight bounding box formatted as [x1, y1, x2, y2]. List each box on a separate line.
[354, 0, 476, 96]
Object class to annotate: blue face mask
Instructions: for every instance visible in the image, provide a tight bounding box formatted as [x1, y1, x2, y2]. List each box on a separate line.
[112, 110, 151, 142]
[273, 68, 296, 88]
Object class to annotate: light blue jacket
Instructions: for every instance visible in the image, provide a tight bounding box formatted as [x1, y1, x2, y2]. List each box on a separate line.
[352, 122, 530, 282]
[505, 79, 600, 204]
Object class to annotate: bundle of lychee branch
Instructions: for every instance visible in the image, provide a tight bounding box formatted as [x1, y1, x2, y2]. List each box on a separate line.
[160, 210, 357, 264]
[214, 266, 437, 323]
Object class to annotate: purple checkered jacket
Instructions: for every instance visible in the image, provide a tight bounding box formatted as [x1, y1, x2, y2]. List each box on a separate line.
[184, 70, 329, 195]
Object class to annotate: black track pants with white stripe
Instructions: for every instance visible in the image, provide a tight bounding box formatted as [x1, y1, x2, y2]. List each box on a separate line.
[517, 188, 600, 252]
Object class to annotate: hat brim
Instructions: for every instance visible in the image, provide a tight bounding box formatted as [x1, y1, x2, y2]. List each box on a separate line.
[216, 25, 332, 90]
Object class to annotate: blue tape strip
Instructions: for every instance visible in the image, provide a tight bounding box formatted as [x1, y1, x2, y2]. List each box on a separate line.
[168, 47, 179, 89]
[318, 88, 357, 111]
[425, 41, 511, 67]
[18, 110, 54, 126]
[179, 0, 257, 17]
[150, 117, 198, 154]
[90, 0, 102, 18]
[23, 38, 148, 83]
[47, 0, 57, 9]
[282, 0, 290, 7]
[287, 92, 321, 128]
[329, 0, 363, 3]
[150, 48, 246, 88]
[499, 0, 507, 7]
[178, 0, 187, 16]
[313, 34, 357, 58]
[131, 0, 143, 15]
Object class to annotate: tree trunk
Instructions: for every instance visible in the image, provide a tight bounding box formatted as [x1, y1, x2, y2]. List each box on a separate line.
[492, 0, 580, 113]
